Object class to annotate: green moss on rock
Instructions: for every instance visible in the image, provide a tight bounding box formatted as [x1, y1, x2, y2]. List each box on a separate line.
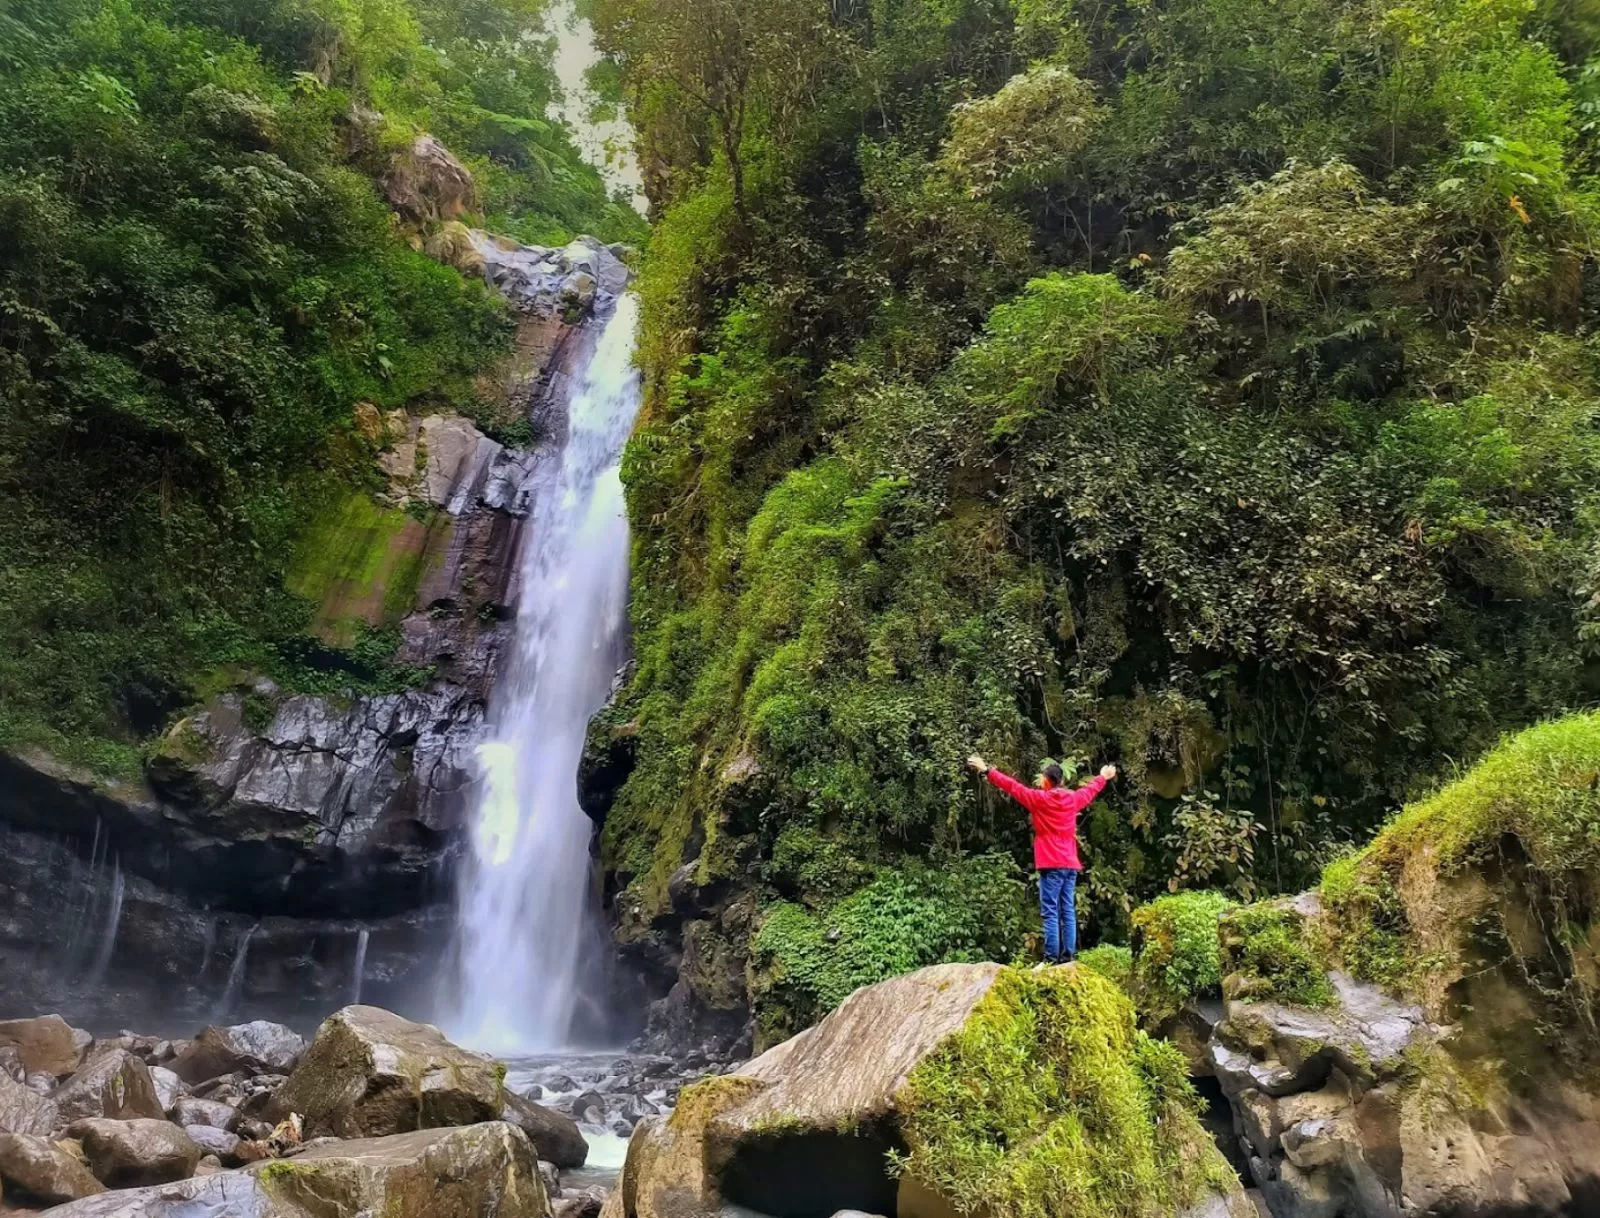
[1217, 902, 1334, 1008]
[1129, 890, 1234, 1022]
[287, 492, 439, 645]
[1076, 944, 1134, 991]
[1311, 712, 1600, 1069]
[896, 966, 1238, 1218]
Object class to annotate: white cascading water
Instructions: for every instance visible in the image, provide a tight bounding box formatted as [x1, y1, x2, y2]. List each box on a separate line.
[449, 294, 641, 1054]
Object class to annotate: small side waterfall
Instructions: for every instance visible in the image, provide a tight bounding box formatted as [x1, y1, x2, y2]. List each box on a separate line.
[86, 858, 124, 986]
[351, 927, 370, 1005]
[214, 923, 256, 1021]
[449, 294, 641, 1053]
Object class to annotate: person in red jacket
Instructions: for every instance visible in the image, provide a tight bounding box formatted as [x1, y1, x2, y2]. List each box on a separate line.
[967, 753, 1117, 964]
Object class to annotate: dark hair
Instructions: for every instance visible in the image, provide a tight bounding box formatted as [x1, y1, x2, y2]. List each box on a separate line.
[1042, 762, 1064, 785]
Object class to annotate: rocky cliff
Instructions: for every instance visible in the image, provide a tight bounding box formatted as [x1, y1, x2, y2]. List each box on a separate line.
[0, 232, 633, 1031]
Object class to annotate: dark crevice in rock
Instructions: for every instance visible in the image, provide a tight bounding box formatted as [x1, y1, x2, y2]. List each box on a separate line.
[715, 1123, 902, 1218]
[1193, 1073, 1252, 1186]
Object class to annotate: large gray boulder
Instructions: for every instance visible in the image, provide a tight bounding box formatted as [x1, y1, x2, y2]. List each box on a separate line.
[0, 1131, 104, 1203]
[504, 1089, 588, 1169]
[384, 134, 475, 225]
[53, 1048, 165, 1123]
[42, 1121, 547, 1218]
[0, 1015, 83, 1078]
[169, 1096, 239, 1131]
[170, 1021, 305, 1084]
[69, 1117, 201, 1187]
[267, 1005, 503, 1138]
[1210, 972, 1600, 1218]
[0, 1069, 57, 1135]
[184, 1123, 242, 1164]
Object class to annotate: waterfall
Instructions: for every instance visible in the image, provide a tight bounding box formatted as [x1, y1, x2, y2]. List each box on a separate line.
[351, 927, 370, 1005]
[214, 923, 257, 1022]
[449, 293, 641, 1053]
[64, 817, 106, 966]
[86, 857, 124, 985]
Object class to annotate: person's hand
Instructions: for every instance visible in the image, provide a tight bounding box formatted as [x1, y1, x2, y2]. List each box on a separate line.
[967, 754, 989, 773]
[1100, 764, 1118, 781]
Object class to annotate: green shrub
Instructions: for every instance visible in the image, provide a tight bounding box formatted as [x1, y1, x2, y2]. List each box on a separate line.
[1129, 890, 1234, 1022]
[1075, 944, 1134, 992]
[1216, 902, 1333, 1008]
[751, 854, 1029, 1043]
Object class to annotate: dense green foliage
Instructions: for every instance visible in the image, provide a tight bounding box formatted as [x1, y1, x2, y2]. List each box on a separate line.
[750, 853, 1028, 1042]
[1128, 890, 1233, 1022]
[0, 0, 642, 769]
[1216, 901, 1335, 1008]
[593, 0, 1600, 1026]
[897, 966, 1235, 1218]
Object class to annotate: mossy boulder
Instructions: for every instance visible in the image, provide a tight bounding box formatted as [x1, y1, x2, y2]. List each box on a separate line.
[265, 1006, 504, 1139]
[41, 1122, 545, 1218]
[1217, 896, 1334, 1009]
[607, 961, 1246, 1218]
[52, 1049, 166, 1124]
[1313, 712, 1600, 1068]
[1204, 714, 1600, 1217]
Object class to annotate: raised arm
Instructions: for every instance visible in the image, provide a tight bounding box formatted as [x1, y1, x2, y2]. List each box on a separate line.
[1062, 774, 1108, 812]
[967, 754, 1045, 812]
[1064, 765, 1118, 811]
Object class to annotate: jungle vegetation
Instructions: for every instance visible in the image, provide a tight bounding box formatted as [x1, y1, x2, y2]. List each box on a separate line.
[587, 0, 1600, 1034]
[0, 0, 643, 774]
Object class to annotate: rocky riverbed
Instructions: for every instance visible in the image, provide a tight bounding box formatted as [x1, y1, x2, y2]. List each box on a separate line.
[0, 1002, 737, 1218]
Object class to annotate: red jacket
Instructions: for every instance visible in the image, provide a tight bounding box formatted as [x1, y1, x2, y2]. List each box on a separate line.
[986, 768, 1106, 871]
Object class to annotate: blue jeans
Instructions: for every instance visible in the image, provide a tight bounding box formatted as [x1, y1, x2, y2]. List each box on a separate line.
[1039, 868, 1079, 962]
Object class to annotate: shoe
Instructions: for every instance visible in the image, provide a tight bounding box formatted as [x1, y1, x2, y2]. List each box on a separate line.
[1032, 961, 1052, 972]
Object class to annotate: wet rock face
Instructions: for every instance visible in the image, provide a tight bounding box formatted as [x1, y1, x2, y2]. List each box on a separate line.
[0, 820, 448, 1032]
[1210, 972, 1600, 1218]
[469, 233, 632, 319]
[502, 1090, 589, 1169]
